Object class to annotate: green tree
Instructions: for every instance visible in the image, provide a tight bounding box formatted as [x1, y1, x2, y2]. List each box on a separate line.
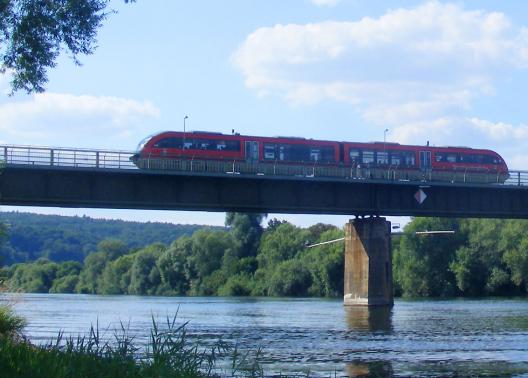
[225, 213, 265, 258]
[128, 243, 165, 295]
[0, 0, 135, 94]
[218, 273, 253, 296]
[0, 221, 8, 266]
[50, 275, 78, 293]
[156, 237, 193, 295]
[75, 251, 108, 294]
[254, 222, 310, 296]
[449, 246, 489, 295]
[187, 230, 234, 295]
[300, 227, 344, 297]
[499, 220, 528, 291]
[450, 219, 512, 295]
[9, 258, 58, 292]
[99, 254, 134, 294]
[268, 260, 312, 297]
[393, 218, 466, 297]
[96, 239, 128, 260]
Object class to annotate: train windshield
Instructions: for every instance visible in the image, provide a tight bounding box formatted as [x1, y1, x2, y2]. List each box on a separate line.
[136, 134, 157, 151]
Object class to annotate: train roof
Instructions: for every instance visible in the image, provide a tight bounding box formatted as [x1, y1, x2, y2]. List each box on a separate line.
[144, 131, 500, 154]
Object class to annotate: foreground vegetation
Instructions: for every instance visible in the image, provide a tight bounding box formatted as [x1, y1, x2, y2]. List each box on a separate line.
[0, 306, 262, 378]
[1, 213, 528, 298]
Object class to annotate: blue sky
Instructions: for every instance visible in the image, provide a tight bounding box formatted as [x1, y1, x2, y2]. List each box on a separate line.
[1, 0, 528, 227]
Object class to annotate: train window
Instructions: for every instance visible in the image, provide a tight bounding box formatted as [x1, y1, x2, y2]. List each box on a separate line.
[377, 151, 388, 164]
[435, 152, 457, 163]
[402, 151, 415, 166]
[320, 146, 336, 163]
[362, 151, 375, 164]
[289, 144, 309, 163]
[225, 140, 241, 151]
[264, 144, 276, 159]
[279, 145, 286, 160]
[349, 149, 360, 162]
[458, 154, 501, 165]
[137, 135, 155, 151]
[154, 137, 183, 149]
[310, 148, 321, 162]
[391, 152, 401, 165]
[265, 143, 335, 163]
[173, 138, 241, 151]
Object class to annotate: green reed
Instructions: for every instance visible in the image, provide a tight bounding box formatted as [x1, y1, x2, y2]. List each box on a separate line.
[0, 312, 264, 378]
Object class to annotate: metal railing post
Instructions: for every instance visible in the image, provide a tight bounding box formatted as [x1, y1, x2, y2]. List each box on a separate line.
[96, 151, 100, 168]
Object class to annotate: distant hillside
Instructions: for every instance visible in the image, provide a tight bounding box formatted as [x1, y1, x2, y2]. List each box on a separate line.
[0, 212, 223, 265]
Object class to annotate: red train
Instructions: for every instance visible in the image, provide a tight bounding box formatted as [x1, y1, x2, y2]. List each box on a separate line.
[131, 131, 509, 183]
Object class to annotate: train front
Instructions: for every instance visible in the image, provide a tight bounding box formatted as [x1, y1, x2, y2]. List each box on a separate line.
[130, 133, 157, 168]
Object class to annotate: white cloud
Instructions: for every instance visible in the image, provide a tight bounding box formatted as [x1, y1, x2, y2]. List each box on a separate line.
[388, 116, 528, 170]
[0, 93, 160, 148]
[233, 1, 528, 131]
[310, 0, 341, 7]
[467, 117, 528, 141]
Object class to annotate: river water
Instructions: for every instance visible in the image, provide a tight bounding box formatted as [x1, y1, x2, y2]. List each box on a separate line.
[3, 294, 528, 376]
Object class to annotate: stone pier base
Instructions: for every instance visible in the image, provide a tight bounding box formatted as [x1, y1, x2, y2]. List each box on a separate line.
[344, 217, 393, 306]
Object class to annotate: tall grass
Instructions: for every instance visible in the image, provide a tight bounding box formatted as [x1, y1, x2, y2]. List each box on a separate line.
[0, 304, 26, 340]
[0, 313, 264, 377]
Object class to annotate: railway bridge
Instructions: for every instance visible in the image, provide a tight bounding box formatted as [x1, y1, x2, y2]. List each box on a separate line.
[1, 145, 528, 306]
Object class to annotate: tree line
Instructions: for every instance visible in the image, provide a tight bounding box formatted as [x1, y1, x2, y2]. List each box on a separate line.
[0, 213, 344, 297]
[393, 217, 528, 297]
[1, 214, 528, 298]
[0, 212, 216, 265]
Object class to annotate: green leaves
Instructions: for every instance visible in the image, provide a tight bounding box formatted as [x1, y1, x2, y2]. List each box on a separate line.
[394, 218, 528, 297]
[0, 0, 140, 94]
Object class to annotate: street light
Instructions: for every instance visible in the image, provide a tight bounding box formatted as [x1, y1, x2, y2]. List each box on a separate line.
[383, 128, 389, 164]
[183, 115, 189, 150]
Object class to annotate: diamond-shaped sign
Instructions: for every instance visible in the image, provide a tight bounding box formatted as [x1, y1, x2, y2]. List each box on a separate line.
[414, 189, 427, 204]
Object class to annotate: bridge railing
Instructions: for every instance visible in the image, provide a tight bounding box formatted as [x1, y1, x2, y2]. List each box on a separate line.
[1, 144, 527, 186]
[504, 170, 528, 186]
[0, 145, 136, 170]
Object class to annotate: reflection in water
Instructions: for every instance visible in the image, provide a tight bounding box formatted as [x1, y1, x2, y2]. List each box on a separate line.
[344, 306, 394, 376]
[346, 360, 393, 377]
[344, 305, 393, 332]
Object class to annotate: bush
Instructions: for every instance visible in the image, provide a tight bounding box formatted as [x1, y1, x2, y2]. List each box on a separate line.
[0, 305, 26, 340]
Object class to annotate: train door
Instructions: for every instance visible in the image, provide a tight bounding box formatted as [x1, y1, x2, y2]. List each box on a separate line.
[420, 151, 431, 170]
[245, 141, 259, 162]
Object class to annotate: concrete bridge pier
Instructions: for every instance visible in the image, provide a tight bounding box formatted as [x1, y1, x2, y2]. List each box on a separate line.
[344, 217, 393, 306]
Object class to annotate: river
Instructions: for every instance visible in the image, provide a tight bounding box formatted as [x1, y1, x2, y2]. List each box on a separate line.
[3, 294, 528, 376]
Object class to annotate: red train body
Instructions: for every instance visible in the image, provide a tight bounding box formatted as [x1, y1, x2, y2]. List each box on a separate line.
[131, 131, 509, 183]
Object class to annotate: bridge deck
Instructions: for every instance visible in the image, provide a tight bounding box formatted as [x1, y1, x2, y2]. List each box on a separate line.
[1, 145, 528, 218]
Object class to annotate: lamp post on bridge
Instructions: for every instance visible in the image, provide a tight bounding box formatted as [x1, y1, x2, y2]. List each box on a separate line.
[183, 115, 189, 150]
[383, 128, 389, 164]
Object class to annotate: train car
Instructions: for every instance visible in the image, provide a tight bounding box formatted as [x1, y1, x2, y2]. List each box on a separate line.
[342, 142, 508, 183]
[131, 131, 509, 183]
